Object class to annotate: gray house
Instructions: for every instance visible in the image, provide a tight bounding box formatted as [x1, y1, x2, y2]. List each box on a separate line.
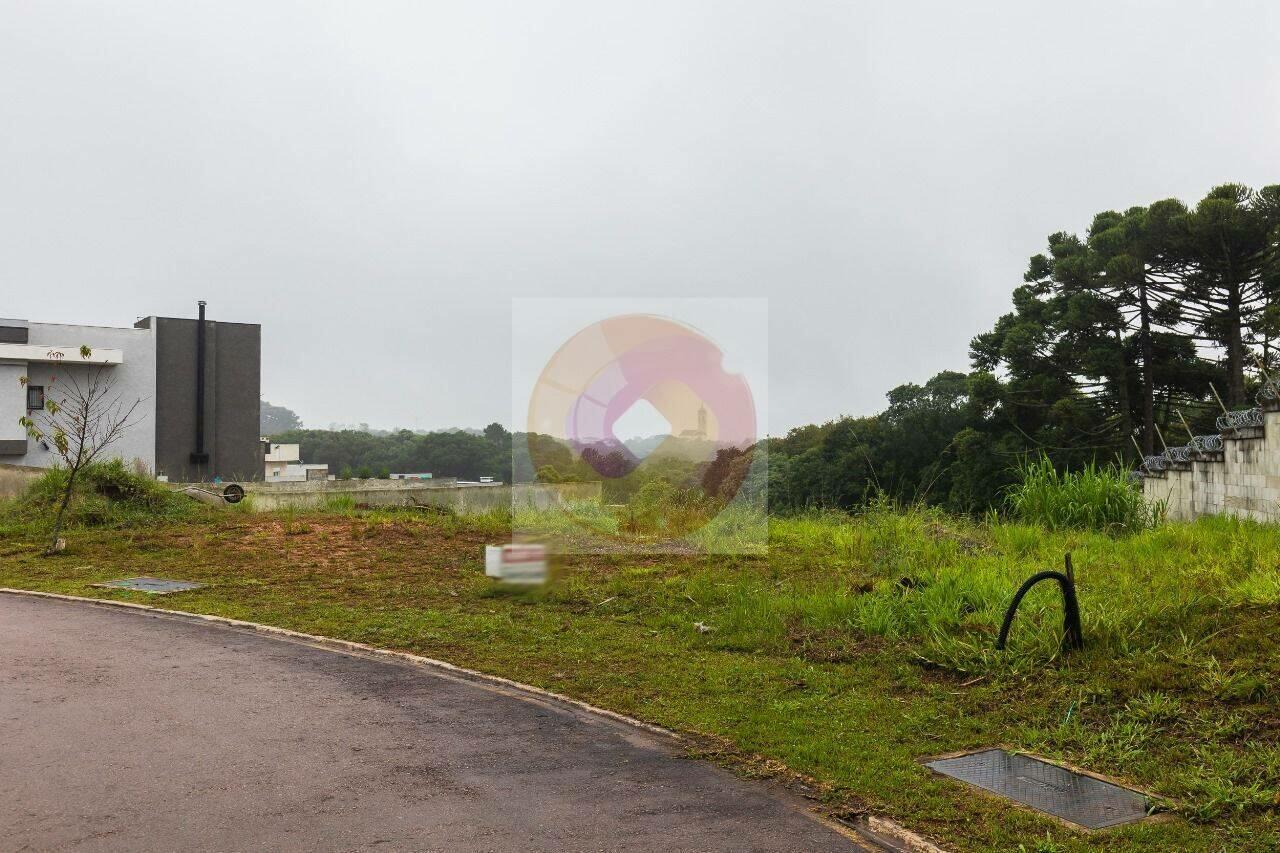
[0, 303, 261, 482]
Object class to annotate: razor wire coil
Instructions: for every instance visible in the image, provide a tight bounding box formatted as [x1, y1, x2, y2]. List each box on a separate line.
[1216, 407, 1264, 431]
[1190, 434, 1223, 453]
[1140, 455, 1168, 474]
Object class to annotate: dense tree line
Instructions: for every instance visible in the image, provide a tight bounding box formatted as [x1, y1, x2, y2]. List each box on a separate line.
[771, 183, 1280, 513]
[272, 423, 512, 481]
[766, 371, 1005, 513]
[973, 183, 1279, 455]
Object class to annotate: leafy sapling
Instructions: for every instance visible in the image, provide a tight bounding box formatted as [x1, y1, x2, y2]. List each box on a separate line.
[18, 346, 144, 555]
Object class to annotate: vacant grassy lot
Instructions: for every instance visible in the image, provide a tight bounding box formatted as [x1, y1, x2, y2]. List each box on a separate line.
[2, 504, 1278, 851]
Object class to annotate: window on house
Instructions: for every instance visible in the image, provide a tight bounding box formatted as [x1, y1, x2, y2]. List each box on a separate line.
[26, 386, 44, 411]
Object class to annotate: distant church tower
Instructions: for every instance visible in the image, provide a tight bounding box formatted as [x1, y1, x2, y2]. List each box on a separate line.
[680, 404, 711, 440]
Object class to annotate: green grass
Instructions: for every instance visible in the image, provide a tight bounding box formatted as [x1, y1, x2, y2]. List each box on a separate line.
[512, 498, 768, 554]
[1007, 456, 1164, 534]
[1, 502, 1278, 850]
[319, 493, 359, 513]
[0, 460, 212, 538]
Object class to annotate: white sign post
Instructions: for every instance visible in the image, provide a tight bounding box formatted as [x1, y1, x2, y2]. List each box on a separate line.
[484, 544, 548, 585]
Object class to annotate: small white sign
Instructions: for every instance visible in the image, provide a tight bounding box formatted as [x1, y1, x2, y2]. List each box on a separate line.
[484, 543, 548, 585]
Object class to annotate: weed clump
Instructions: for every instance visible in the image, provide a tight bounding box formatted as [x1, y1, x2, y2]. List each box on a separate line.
[1005, 455, 1163, 534]
[9, 459, 200, 529]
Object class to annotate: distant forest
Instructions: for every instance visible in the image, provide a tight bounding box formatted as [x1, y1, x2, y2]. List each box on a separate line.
[260, 182, 1280, 512]
[265, 419, 514, 482]
[771, 182, 1280, 513]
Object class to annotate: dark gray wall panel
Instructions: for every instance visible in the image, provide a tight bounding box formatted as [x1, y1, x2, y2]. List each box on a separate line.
[149, 317, 261, 482]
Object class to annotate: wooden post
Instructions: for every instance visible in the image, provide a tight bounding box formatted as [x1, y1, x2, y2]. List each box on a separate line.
[1209, 382, 1228, 414]
[1177, 410, 1196, 441]
[1253, 352, 1271, 378]
[1255, 354, 1276, 405]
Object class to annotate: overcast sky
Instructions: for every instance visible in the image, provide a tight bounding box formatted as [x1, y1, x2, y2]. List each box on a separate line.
[2, 1, 1277, 434]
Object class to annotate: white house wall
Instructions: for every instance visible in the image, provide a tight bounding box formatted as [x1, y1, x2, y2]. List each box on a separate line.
[0, 362, 28, 448]
[4, 322, 157, 471]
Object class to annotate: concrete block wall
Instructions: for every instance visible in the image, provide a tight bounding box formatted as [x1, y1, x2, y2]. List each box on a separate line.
[1142, 409, 1280, 522]
[228, 478, 603, 514]
[0, 463, 41, 500]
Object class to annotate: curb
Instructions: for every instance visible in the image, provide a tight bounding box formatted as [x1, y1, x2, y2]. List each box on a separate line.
[1, 586, 943, 852]
[0, 586, 676, 737]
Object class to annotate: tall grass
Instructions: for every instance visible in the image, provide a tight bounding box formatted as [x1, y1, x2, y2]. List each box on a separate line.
[1005, 455, 1163, 534]
[3, 459, 204, 530]
[683, 507, 1280, 673]
[320, 493, 359, 514]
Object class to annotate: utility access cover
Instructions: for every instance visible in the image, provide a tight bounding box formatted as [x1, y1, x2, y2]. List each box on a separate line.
[926, 749, 1149, 829]
[93, 577, 205, 594]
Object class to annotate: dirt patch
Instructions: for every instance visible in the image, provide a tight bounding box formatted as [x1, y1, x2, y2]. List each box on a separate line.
[921, 519, 987, 555]
[783, 615, 884, 664]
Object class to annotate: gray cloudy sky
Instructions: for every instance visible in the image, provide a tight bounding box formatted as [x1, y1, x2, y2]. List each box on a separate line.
[3, 1, 1277, 434]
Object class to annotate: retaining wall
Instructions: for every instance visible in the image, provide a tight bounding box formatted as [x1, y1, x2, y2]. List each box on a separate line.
[226, 479, 602, 514]
[0, 463, 41, 500]
[1142, 407, 1280, 522]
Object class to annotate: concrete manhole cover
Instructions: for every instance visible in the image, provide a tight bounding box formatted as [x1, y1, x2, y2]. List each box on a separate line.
[926, 749, 1150, 829]
[93, 577, 206, 594]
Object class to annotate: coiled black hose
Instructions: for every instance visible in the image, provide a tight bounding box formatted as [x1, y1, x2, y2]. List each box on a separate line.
[995, 554, 1083, 653]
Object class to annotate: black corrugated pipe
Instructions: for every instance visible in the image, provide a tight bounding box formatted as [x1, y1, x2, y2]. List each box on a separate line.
[995, 553, 1084, 653]
[190, 300, 210, 465]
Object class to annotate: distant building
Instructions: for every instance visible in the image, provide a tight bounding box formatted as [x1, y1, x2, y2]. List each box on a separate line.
[679, 404, 709, 439]
[263, 442, 300, 478]
[0, 304, 261, 482]
[389, 472, 433, 480]
[262, 440, 330, 481]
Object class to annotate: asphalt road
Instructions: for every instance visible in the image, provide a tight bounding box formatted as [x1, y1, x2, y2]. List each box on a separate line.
[0, 593, 864, 852]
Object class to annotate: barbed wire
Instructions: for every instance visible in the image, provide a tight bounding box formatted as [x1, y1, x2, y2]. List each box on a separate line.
[1132, 367, 1277, 480]
[1216, 407, 1264, 431]
[1136, 432, 1229, 477]
[1139, 455, 1168, 475]
[1190, 434, 1223, 453]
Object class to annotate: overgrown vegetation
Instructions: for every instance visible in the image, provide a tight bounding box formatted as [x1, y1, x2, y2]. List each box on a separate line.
[2, 459, 205, 532]
[1005, 456, 1164, 534]
[2, 496, 1277, 850]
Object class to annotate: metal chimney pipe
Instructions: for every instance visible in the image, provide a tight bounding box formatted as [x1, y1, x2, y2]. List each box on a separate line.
[190, 300, 210, 466]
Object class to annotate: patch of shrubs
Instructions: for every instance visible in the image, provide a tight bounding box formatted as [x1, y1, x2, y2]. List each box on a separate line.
[15, 458, 200, 527]
[1005, 455, 1164, 535]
